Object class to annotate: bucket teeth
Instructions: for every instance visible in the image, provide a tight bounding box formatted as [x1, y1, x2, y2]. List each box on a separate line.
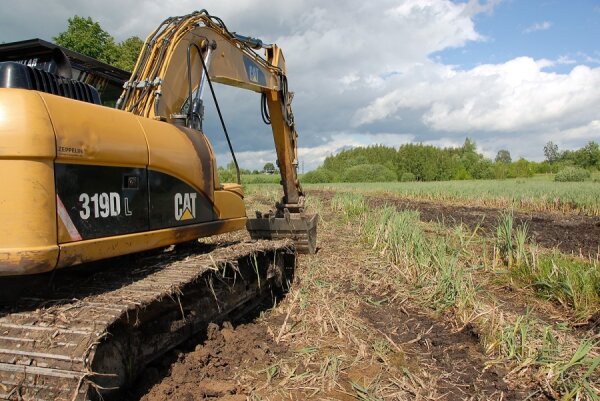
[247, 213, 319, 254]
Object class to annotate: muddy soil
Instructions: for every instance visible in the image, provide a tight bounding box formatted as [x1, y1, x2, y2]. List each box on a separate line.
[314, 189, 600, 256]
[129, 322, 288, 401]
[359, 302, 520, 400]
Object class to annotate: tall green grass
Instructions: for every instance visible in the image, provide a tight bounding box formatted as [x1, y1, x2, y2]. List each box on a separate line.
[493, 212, 600, 320]
[309, 177, 600, 215]
[331, 193, 475, 311]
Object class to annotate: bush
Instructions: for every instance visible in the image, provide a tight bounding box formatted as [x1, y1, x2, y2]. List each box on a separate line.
[241, 174, 280, 184]
[341, 163, 396, 183]
[218, 168, 237, 183]
[400, 172, 416, 182]
[554, 167, 591, 182]
[302, 168, 337, 183]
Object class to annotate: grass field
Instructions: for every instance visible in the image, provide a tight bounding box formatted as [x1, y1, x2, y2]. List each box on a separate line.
[138, 182, 599, 400]
[247, 187, 599, 400]
[327, 192, 599, 399]
[304, 175, 600, 216]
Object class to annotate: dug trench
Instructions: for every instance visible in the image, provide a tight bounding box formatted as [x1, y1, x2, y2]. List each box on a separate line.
[129, 193, 542, 401]
[313, 189, 600, 257]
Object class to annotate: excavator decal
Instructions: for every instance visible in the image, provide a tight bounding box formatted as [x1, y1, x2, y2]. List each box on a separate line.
[56, 194, 83, 241]
[174, 192, 197, 221]
[55, 164, 215, 240]
[148, 170, 215, 230]
[55, 164, 149, 240]
[243, 55, 266, 85]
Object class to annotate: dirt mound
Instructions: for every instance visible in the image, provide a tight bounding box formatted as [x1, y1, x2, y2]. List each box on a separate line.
[135, 322, 287, 401]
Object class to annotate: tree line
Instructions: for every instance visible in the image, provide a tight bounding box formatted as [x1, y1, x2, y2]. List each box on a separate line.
[302, 139, 600, 183]
[53, 16, 143, 71]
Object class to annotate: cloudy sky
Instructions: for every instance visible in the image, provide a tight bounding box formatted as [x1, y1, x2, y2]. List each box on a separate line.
[1, 0, 599, 171]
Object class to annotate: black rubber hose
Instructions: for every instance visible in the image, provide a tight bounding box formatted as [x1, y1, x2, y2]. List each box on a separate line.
[261, 92, 271, 125]
[197, 42, 241, 184]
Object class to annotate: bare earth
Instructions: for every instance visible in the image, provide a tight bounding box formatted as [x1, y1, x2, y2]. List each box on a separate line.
[124, 191, 594, 401]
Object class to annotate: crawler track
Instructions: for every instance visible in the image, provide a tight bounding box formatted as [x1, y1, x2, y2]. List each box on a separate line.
[0, 238, 294, 401]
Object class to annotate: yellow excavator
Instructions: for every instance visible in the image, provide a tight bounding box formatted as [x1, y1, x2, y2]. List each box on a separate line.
[0, 10, 316, 400]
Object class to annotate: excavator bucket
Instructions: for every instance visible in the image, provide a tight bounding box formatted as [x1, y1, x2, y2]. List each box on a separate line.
[247, 211, 318, 254]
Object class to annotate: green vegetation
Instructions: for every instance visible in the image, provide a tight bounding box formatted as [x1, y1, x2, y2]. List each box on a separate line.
[513, 253, 600, 318]
[54, 15, 143, 71]
[218, 170, 279, 185]
[309, 176, 600, 215]
[493, 211, 600, 319]
[340, 163, 396, 183]
[304, 139, 600, 184]
[241, 174, 280, 185]
[555, 166, 592, 182]
[218, 161, 280, 185]
[262, 162, 276, 174]
[333, 192, 474, 311]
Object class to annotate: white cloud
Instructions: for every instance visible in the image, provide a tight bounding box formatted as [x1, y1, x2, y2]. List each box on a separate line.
[550, 120, 600, 143]
[556, 55, 577, 65]
[355, 57, 600, 134]
[523, 21, 552, 34]
[577, 52, 600, 65]
[1, 0, 599, 169]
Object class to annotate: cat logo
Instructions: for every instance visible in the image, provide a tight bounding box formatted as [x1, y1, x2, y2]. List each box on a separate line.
[174, 193, 197, 221]
[243, 56, 266, 86]
[248, 64, 259, 83]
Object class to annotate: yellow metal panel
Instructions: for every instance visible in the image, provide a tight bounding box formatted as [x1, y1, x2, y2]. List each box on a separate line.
[39, 93, 149, 167]
[57, 217, 247, 268]
[138, 118, 215, 199]
[0, 90, 56, 158]
[214, 188, 246, 219]
[0, 245, 59, 276]
[0, 90, 59, 275]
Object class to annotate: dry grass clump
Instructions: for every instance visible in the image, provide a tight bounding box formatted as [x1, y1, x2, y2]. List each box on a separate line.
[250, 249, 421, 400]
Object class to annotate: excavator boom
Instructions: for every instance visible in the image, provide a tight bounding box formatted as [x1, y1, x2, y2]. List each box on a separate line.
[118, 10, 305, 212]
[116, 10, 317, 252]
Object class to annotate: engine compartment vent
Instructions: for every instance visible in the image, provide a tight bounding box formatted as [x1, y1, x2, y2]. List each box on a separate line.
[0, 61, 101, 104]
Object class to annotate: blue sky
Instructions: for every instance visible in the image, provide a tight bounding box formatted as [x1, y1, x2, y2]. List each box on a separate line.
[435, 0, 600, 73]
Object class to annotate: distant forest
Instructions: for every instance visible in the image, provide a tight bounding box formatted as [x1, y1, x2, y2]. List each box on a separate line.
[302, 139, 600, 183]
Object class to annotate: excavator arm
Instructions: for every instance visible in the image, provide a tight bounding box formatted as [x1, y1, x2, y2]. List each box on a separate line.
[117, 10, 316, 251]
